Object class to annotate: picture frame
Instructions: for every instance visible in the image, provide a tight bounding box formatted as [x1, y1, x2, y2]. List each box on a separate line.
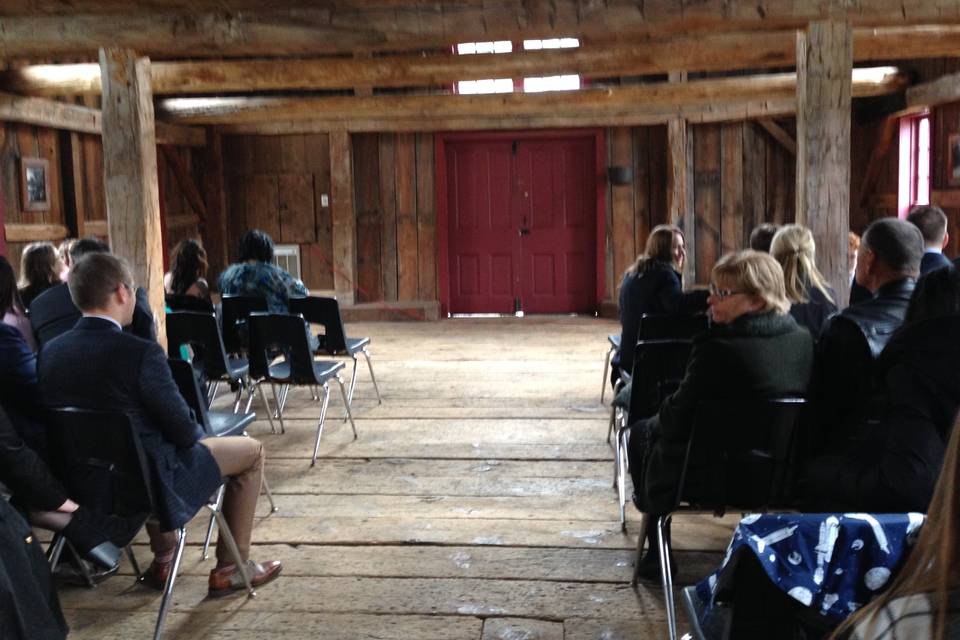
[950, 134, 960, 187]
[20, 157, 50, 212]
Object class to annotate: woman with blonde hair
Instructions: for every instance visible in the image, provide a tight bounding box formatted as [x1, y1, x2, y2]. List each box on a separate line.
[626, 250, 813, 579]
[612, 224, 706, 387]
[770, 224, 837, 337]
[18, 241, 61, 309]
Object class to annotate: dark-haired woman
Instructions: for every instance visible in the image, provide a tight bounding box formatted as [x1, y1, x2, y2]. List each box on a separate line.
[0, 256, 36, 352]
[218, 229, 307, 313]
[612, 224, 706, 387]
[18, 242, 61, 309]
[164, 238, 210, 301]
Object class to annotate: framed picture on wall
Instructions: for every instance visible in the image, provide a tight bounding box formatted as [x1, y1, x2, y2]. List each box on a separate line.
[950, 134, 960, 187]
[20, 157, 50, 211]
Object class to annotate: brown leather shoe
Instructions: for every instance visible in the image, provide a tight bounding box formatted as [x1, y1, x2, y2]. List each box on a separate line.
[208, 559, 282, 598]
[138, 559, 173, 591]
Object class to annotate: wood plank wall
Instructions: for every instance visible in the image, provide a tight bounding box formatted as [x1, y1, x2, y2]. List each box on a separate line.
[605, 121, 796, 296]
[222, 134, 334, 291]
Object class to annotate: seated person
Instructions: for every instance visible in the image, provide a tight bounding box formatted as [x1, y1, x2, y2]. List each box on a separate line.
[810, 217, 922, 451]
[0, 303, 44, 452]
[38, 253, 282, 597]
[832, 413, 960, 639]
[805, 266, 960, 513]
[613, 224, 707, 387]
[29, 238, 156, 346]
[164, 238, 211, 302]
[626, 250, 813, 579]
[219, 229, 307, 313]
[749, 223, 779, 253]
[770, 224, 837, 338]
[18, 241, 62, 309]
[0, 256, 36, 352]
[907, 204, 952, 275]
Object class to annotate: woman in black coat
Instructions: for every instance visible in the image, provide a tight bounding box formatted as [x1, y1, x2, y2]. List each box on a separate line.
[627, 250, 814, 579]
[805, 266, 960, 512]
[613, 224, 707, 386]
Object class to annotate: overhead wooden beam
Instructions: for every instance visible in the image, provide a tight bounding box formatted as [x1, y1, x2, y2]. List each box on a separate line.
[906, 70, 960, 109]
[3, 4, 960, 58]
[3, 25, 956, 98]
[3, 222, 69, 242]
[158, 69, 906, 127]
[155, 122, 206, 147]
[99, 48, 166, 346]
[757, 119, 797, 156]
[796, 20, 853, 307]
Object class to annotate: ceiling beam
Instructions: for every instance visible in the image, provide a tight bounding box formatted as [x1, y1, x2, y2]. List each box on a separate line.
[906, 70, 960, 109]
[0, 91, 205, 145]
[2, 3, 960, 58]
[157, 69, 905, 132]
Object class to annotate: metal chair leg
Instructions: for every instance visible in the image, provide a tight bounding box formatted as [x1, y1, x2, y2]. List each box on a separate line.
[254, 382, 277, 433]
[208, 506, 255, 597]
[269, 383, 285, 434]
[606, 404, 617, 445]
[67, 539, 97, 588]
[202, 485, 226, 560]
[612, 409, 621, 487]
[617, 427, 628, 532]
[362, 348, 382, 404]
[658, 516, 678, 640]
[602, 345, 613, 403]
[208, 380, 222, 406]
[631, 513, 650, 587]
[47, 534, 66, 568]
[311, 383, 332, 467]
[347, 356, 359, 406]
[278, 384, 291, 416]
[232, 382, 244, 413]
[261, 475, 278, 513]
[126, 545, 142, 579]
[153, 527, 187, 640]
[337, 376, 358, 439]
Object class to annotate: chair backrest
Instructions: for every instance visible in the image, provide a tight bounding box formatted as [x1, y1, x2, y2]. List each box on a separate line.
[246, 312, 317, 383]
[675, 397, 808, 513]
[167, 357, 213, 436]
[637, 312, 708, 341]
[287, 296, 348, 354]
[165, 311, 232, 380]
[165, 293, 215, 314]
[220, 294, 268, 355]
[628, 339, 694, 423]
[45, 407, 154, 516]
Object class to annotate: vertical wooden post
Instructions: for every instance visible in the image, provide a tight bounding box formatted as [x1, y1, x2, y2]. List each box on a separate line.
[329, 130, 357, 305]
[202, 127, 230, 278]
[667, 118, 695, 284]
[796, 20, 852, 306]
[99, 47, 165, 345]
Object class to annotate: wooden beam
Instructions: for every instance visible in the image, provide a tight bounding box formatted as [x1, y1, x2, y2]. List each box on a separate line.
[906, 70, 960, 109]
[329, 130, 356, 306]
[158, 69, 906, 127]
[796, 20, 853, 307]
[3, 222, 68, 242]
[858, 116, 898, 209]
[99, 48, 166, 346]
[667, 118, 695, 284]
[757, 119, 797, 156]
[3, 4, 960, 58]
[83, 219, 107, 236]
[159, 145, 207, 221]
[155, 122, 206, 147]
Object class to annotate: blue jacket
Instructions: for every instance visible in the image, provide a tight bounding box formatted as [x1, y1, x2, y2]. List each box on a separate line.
[37, 317, 221, 530]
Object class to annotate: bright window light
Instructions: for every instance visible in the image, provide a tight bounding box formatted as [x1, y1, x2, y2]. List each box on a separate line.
[457, 41, 512, 55]
[524, 74, 580, 93]
[458, 78, 513, 95]
[916, 116, 931, 205]
[523, 38, 579, 50]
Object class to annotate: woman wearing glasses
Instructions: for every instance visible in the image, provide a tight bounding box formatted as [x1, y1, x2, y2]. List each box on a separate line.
[626, 250, 814, 580]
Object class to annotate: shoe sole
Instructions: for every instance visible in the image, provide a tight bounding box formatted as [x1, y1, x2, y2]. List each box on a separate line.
[207, 566, 283, 599]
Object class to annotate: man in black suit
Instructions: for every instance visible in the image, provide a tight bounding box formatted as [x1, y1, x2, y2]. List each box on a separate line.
[811, 218, 923, 451]
[907, 204, 953, 274]
[29, 238, 156, 348]
[38, 252, 281, 597]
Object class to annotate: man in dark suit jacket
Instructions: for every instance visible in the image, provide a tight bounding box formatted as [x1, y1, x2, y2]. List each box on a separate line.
[907, 204, 953, 275]
[811, 218, 923, 451]
[29, 238, 156, 349]
[38, 252, 281, 598]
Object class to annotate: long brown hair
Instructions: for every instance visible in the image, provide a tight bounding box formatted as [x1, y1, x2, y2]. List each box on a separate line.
[18, 241, 60, 289]
[833, 416, 960, 639]
[627, 224, 683, 276]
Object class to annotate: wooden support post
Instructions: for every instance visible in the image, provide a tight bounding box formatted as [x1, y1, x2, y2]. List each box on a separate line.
[329, 130, 357, 305]
[667, 118, 695, 284]
[202, 128, 229, 279]
[796, 20, 853, 306]
[99, 47, 166, 346]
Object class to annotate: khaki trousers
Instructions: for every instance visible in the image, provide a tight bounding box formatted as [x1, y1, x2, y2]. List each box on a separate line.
[146, 436, 264, 565]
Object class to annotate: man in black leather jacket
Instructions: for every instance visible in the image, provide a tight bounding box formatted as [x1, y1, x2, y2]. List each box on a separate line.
[811, 218, 923, 451]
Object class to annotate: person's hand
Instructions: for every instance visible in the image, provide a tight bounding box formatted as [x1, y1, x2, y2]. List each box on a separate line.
[56, 499, 79, 513]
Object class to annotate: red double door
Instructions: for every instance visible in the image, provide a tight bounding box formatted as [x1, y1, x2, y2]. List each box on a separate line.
[445, 135, 597, 314]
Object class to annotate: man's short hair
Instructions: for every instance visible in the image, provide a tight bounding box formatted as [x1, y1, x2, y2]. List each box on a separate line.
[68, 252, 133, 312]
[862, 217, 924, 275]
[749, 223, 780, 252]
[906, 204, 948, 246]
[69, 237, 110, 264]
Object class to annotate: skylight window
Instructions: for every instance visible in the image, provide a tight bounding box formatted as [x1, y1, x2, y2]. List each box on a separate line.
[454, 38, 581, 94]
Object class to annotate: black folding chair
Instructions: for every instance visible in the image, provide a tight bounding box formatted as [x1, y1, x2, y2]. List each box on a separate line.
[288, 296, 382, 406]
[248, 312, 358, 466]
[220, 294, 268, 357]
[45, 407, 255, 640]
[627, 396, 808, 640]
[164, 293, 214, 314]
[168, 358, 278, 560]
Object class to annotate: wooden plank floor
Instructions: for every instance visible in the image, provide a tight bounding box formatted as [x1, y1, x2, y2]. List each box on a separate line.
[58, 316, 736, 639]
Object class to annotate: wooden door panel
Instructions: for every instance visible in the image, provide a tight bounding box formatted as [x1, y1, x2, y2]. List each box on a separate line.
[245, 174, 280, 241]
[279, 173, 316, 243]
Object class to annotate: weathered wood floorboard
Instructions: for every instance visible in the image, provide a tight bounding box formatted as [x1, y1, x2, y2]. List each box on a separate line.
[59, 318, 733, 639]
